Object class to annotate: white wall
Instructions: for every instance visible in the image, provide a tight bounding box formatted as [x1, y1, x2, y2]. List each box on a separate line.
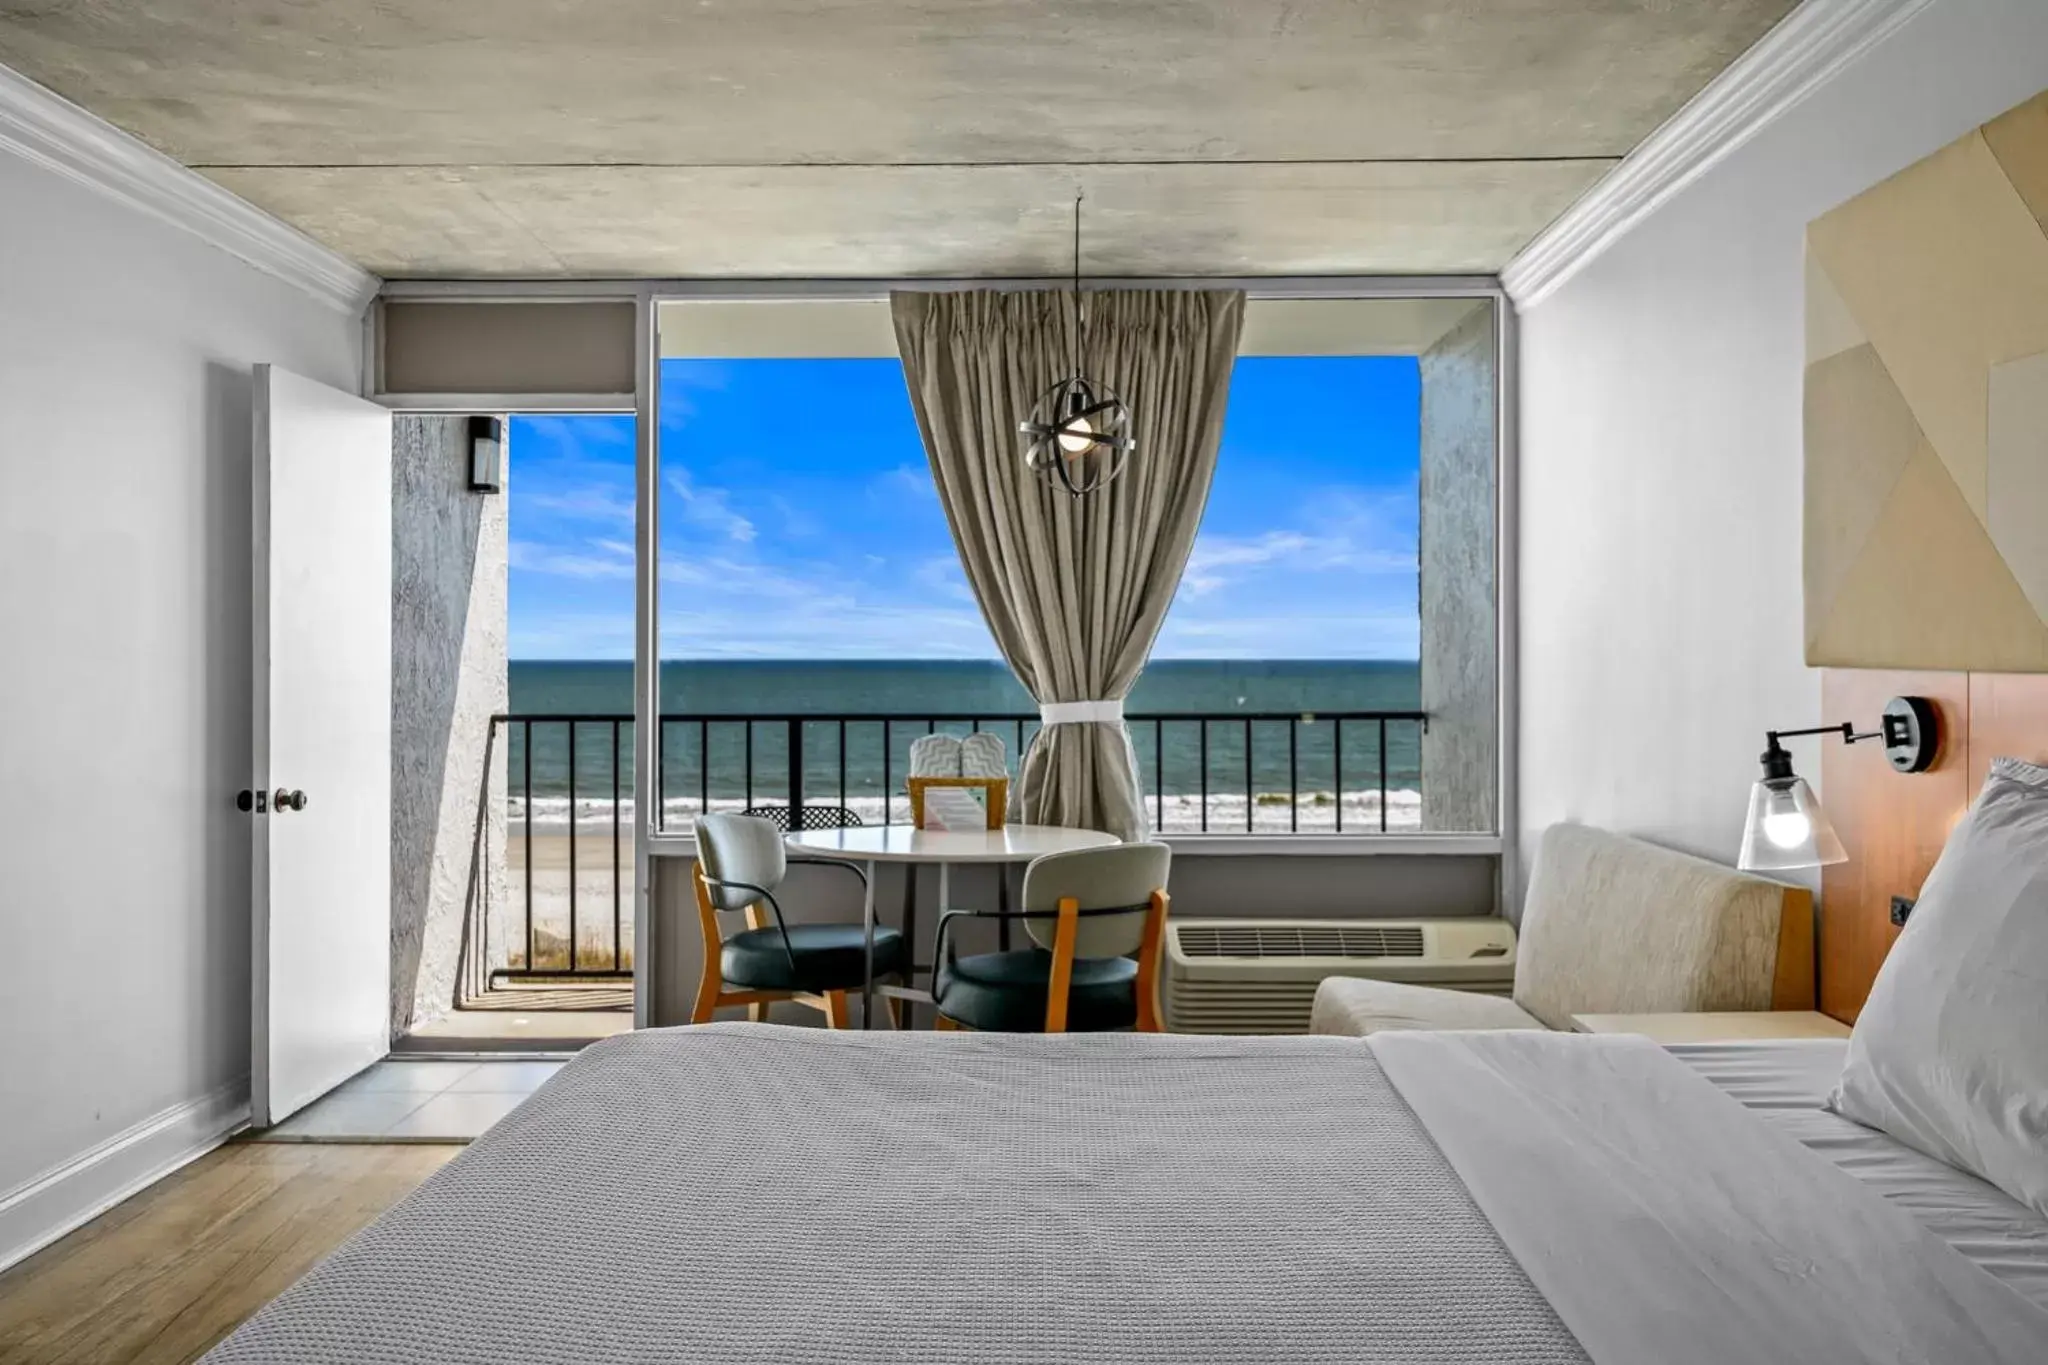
[1517, 0, 2048, 891]
[0, 147, 361, 1264]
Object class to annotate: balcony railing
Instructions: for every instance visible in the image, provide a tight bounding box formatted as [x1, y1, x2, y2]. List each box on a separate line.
[477, 709, 1426, 983]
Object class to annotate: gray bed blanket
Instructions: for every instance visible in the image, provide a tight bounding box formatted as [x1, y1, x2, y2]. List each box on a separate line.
[206, 1027, 1588, 1363]
[1371, 1030, 2048, 1365]
[207, 1026, 2048, 1364]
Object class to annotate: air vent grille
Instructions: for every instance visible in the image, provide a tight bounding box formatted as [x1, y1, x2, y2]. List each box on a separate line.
[1175, 923, 1427, 960]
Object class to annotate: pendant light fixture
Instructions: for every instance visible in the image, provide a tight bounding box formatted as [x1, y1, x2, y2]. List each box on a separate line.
[1018, 195, 1134, 496]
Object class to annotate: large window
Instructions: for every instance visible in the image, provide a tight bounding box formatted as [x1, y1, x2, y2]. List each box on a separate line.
[587, 295, 1499, 837]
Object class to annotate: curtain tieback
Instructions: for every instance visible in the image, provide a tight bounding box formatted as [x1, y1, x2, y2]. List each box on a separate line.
[1039, 699, 1125, 725]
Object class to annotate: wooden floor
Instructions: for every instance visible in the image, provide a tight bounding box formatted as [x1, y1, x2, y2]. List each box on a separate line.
[0, 1142, 454, 1365]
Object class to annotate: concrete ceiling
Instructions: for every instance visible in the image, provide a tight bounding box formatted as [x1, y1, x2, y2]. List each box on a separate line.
[0, 0, 1798, 279]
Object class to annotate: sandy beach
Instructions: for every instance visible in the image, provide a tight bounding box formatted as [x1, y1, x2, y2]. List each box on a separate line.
[507, 788, 1425, 838]
[502, 831, 637, 971]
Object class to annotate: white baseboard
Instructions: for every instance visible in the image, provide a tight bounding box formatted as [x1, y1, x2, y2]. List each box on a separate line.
[0, 1079, 250, 1274]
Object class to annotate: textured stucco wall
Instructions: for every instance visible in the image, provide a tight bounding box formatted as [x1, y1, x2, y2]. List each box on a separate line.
[1419, 306, 1498, 833]
[391, 416, 507, 1034]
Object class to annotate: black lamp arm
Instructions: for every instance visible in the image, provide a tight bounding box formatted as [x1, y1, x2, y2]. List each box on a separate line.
[1764, 721, 1881, 747]
[1760, 697, 1938, 779]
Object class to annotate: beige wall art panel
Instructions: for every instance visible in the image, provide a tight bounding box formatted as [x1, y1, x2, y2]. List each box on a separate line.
[1805, 247, 1867, 365]
[1989, 351, 2048, 621]
[1804, 343, 1922, 621]
[1805, 88, 2048, 670]
[1984, 92, 2048, 232]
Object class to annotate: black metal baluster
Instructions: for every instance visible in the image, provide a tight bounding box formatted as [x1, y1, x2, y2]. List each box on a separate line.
[523, 719, 534, 973]
[1335, 720, 1344, 834]
[611, 719, 621, 970]
[1154, 719, 1164, 830]
[1379, 717, 1389, 834]
[1244, 717, 1254, 833]
[567, 722, 578, 972]
[882, 721, 892, 825]
[743, 722, 753, 810]
[656, 718, 667, 830]
[787, 718, 804, 824]
[1199, 721, 1210, 833]
[698, 720, 709, 816]
[1289, 719, 1299, 833]
[838, 721, 847, 807]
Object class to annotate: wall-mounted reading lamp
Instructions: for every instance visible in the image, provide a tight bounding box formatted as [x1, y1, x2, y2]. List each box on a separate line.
[468, 415, 504, 494]
[1737, 697, 1939, 872]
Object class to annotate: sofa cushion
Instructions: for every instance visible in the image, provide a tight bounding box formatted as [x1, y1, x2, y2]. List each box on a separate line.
[1310, 977, 1544, 1037]
[1514, 824, 1792, 1030]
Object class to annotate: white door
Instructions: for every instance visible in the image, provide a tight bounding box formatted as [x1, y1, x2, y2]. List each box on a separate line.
[249, 363, 393, 1126]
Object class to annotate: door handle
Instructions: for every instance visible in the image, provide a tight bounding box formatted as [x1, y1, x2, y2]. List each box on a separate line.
[273, 788, 308, 812]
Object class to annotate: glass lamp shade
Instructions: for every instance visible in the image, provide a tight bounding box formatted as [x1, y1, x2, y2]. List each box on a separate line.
[1737, 775, 1847, 871]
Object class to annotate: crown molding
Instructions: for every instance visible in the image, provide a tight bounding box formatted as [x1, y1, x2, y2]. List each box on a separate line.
[0, 64, 378, 315]
[1502, 0, 1936, 309]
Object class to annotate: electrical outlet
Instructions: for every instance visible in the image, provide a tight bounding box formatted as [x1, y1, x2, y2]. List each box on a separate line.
[1890, 895, 1916, 926]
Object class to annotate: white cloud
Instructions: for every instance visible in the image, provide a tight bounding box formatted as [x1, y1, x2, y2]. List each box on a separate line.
[661, 601, 996, 659]
[1179, 487, 1417, 597]
[1154, 608, 1419, 660]
[522, 484, 635, 526]
[508, 539, 633, 579]
[912, 554, 978, 604]
[869, 463, 935, 505]
[666, 467, 756, 544]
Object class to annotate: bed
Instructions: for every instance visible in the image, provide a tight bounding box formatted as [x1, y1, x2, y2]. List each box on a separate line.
[202, 1025, 2048, 1364]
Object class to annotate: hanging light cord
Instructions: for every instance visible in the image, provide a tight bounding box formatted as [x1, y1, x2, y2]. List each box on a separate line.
[1070, 194, 1084, 381]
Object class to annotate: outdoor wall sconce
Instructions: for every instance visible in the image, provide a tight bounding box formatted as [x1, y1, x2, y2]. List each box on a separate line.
[1737, 696, 1939, 871]
[468, 415, 504, 494]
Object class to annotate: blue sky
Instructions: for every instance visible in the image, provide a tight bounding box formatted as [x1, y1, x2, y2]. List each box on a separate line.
[507, 355, 1420, 660]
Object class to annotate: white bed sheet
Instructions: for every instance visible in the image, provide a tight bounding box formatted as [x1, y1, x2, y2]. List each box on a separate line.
[1673, 1039, 2048, 1310]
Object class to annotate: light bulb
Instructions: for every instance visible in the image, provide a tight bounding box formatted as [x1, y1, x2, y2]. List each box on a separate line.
[1762, 810, 1812, 849]
[1057, 414, 1096, 456]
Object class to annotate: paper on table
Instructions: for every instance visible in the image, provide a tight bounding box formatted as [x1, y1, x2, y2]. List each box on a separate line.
[923, 786, 989, 831]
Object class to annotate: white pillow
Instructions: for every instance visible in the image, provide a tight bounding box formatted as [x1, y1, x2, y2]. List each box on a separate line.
[1828, 757, 2048, 1217]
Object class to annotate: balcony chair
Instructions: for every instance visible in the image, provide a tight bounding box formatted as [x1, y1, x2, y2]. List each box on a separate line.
[740, 804, 863, 832]
[691, 813, 907, 1028]
[930, 842, 1171, 1033]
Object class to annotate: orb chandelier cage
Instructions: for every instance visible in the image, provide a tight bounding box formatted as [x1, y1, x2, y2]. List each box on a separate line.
[1018, 195, 1135, 496]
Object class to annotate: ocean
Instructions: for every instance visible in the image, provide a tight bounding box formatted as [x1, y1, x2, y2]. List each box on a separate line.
[503, 660, 1421, 831]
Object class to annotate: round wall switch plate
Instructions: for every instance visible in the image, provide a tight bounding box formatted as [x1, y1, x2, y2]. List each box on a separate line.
[1884, 695, 1939, 773]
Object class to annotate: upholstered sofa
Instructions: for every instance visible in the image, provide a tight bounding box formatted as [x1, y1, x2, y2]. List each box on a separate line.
[1310, 823, 1815, 1037]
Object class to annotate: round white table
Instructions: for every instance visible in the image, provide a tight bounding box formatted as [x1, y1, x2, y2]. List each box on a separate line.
[784, 824, 1119, 1028]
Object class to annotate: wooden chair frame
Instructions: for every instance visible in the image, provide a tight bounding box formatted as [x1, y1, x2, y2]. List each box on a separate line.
[689, 861, 902, 1029]
[930, 889, 1170, 1033]
[907, 776, 1008, 830]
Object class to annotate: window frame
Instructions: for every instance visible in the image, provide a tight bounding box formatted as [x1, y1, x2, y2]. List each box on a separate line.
[376, 275, 1517, 1025]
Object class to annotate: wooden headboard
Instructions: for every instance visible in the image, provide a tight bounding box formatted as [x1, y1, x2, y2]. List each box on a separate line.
[1818, 670, 2048, 1021]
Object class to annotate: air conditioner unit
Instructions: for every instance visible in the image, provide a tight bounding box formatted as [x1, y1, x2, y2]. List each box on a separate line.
[1163, 917, 1517, 1035]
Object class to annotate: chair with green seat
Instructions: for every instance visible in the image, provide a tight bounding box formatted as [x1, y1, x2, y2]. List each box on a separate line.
[690, 812, 908, 1028]
[931, 842, 1171, 1033]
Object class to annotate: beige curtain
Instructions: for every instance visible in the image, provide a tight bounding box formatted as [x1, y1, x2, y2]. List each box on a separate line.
[893, 289, 1244, 840]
